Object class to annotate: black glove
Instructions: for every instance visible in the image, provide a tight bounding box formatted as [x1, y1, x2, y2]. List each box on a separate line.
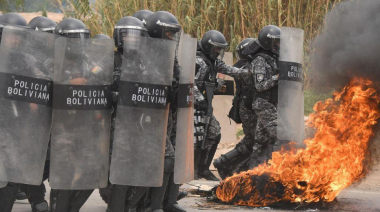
[195, 100, 208, 111]
[215, 59, 225, 68]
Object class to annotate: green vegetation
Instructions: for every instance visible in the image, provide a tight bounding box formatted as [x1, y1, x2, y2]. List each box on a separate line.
[304, 89, 334, 116]
[56, 0, 343, 90]
[236, 128, 244, 139]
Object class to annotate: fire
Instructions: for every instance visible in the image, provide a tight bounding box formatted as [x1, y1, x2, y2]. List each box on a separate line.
[216, 77, 380, 206]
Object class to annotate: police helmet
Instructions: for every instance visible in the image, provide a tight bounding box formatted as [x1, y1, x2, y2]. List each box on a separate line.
[199, 30, 228, 60]
[256, 25, 281, 54]
[0, 13, 28, 43]
[113, 16, 147, 49]
[146, 11, 181, 43]
[236, 38, 256, 60]
[55, 18, 90, 39]
[132, 10, 153, 26]
[28, 16, 57, 33]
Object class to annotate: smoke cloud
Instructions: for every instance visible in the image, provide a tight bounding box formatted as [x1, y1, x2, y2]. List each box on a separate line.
[311, 0, 380, 88]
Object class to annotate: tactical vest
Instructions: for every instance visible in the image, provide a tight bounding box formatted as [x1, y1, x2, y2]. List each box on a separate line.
[195, 51, 217, 96]
[249, 50, 279, 106]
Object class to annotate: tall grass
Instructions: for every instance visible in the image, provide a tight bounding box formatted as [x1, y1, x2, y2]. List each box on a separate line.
[57, 0, 344, 89]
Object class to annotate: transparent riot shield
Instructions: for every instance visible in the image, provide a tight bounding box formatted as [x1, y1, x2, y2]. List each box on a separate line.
[174, 34, 196, 184]
[0, 26, 54, 185]
[110, 36, 176, 187]
[277, 27, 305, 143]
[50, 37, 114, 189]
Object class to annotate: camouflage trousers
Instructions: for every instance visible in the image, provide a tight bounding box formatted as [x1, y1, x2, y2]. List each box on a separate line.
[248, 98, 278, 169]
[239, 98, 257, 149]
[252, 98, 277, 144]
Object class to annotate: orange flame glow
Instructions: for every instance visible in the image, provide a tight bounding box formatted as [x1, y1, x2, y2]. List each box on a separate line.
[216, 78, 380, 206]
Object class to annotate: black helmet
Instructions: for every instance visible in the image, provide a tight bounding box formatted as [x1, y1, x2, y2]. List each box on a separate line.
[236, 38, 256, 60]
[93, 34, 110, 39]
[256, 25, 281, 54]
[0, 13, 28, 43]
[55, 18, 90, 39]
[199, 30, 228, 60]
[146, 11, 181, 43]
[28, 16, 57, 33]
[0, 13, 27, 28]
[113, 16, 147, 49]
[132, 10, 153, 26]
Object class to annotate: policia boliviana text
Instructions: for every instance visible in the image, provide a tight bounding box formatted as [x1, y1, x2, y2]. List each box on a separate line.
[0, 9, 304, 212]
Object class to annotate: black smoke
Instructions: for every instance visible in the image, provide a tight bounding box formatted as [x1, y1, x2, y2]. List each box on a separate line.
[311, 0, 380, 89]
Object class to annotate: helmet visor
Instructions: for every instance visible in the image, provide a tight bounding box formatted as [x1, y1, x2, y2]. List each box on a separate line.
[119, 28, 147, 50]
[210, 45, 227, 60]
[271, 38, 280, 54]
[63, 32, 91, 39]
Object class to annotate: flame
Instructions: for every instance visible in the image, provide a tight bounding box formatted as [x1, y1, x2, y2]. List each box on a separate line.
[216, 77, 380, 206]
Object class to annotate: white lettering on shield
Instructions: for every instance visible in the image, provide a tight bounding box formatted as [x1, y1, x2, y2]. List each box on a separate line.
[7, 79, 50, 101]
[131, 86, 166, 105]
[67, 89, 107, 106]
[288, 65, 303, 80]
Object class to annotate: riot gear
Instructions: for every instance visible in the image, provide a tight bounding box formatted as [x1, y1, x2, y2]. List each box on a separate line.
[132, 10, 153, 26]
[256, 25, 281, 54]
[28, 16, 57, 33]
[236, 38, 255, 61]
[93, 34, 110, 39]
[0, 13, 28, 43]
[146, 11, 181, 44]
[54, 18, 90, 39]
[277, 27, 305, 143]
[113, 16, 147, 49]
[199, 30, 228, 60]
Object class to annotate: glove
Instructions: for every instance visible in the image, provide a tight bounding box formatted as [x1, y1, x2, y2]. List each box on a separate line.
[271, 74, 279, 81]
[215, 59, 225, 68]
[195, 100, 208, 111]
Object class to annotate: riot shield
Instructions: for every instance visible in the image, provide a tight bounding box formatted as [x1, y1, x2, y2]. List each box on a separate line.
[277, 27, 305, 143]
[174, 33, 196, 184]
[110, 36, 176, 187]
[0, 26, 54, 185]
[50, 37, 114, 189]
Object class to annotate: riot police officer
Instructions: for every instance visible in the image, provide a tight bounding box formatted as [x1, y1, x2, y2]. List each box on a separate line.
[11, 15, 58, 212]
[0, 12, 32, 212]
[193, 30, 247, 181]
[146, 11, 185, 212]
[213, 38, 259, 180]
[49, 18, 95, 212]
[105, 16, 150, 212]
[248, 25, 281, 169]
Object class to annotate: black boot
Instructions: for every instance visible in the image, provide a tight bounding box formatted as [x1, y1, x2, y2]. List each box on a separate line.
[32, 201, 49, 212]
[49, 189, 71, 212]
[0, 183, 19, 212]
[197, 135, 220, 181]
[193, 147, 204, 180]
[213, 142, 251, 180]
[16, 188, 28, 200]
[177, 191, 187, 201]
[151, 157, 174, 211]
[163, 174, 186, 212]
[68, 190, 94, 212]
[125, 187, 148, 212]
[106, 185, 128, 212]
[20, 182, 49, 212]
[150, 173, 170, 211]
